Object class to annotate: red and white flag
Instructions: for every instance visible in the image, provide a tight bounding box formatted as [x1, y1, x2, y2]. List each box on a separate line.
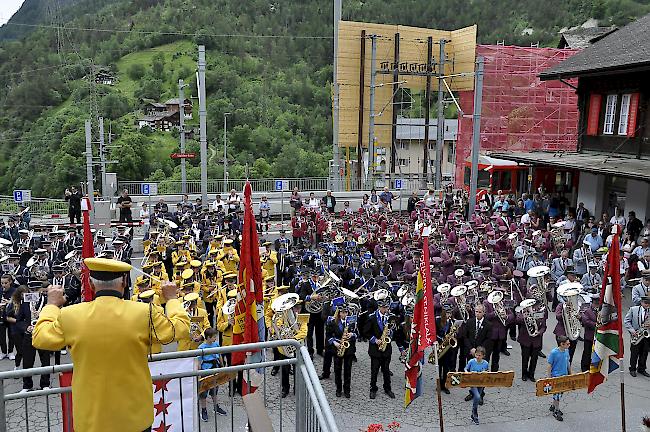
[80, 197, 95, 302]
[150, 358, 196, 432]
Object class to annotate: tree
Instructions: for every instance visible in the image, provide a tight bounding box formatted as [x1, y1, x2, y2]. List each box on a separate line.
[127, 63, 146, 80]
[101, 93, 131, 119]
[135, 78, 163, 100]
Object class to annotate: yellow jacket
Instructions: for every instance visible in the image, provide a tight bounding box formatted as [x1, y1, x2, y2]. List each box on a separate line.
[218, 247, 240, 273]
[178, 307, 210, 351]
[32, 295, 189, 432]
[216, 297, 234, 346]
[172, 249, 191, 265]
[262, 250, 278, 278]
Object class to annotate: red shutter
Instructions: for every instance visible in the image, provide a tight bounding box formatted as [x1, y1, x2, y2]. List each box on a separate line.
[627, 92, 640, 137]
[586, 93, 602, 136]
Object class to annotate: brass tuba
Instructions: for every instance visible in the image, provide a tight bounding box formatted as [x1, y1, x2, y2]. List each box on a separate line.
[557, 283, 583, 341]
[487, 290, 508, 326]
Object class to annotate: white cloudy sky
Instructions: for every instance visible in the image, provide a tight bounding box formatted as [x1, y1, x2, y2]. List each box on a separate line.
[0, 0, 26, 26]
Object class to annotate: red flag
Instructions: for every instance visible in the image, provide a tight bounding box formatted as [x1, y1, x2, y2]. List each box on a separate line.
[404, 228, 437, 407]
[80, 197, 95, 302]
[231, 182, 264, 366]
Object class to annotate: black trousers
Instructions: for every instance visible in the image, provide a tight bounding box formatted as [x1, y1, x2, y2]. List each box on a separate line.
[306, 315, 324, 355]
[521, 345, 540, 378]
[334, 355, 353, 394]
[119, 210, 133, 223]
[0, 325, 14, 355]
[629, 338, 649, 373]
[205, 301, 216, 327]
[581, 339, 594, 372]
[69, 209, 81, 225]
[486, 338, 505, 372]
[568, 339, 577, 365]
[321, 349, 333, 376]
[438, 348, 456, 390]
[508, 323, 517, 340]
[369, 355, 391, 392]
[279, 352, 292, 393]
[21, 334, 51, 389]
[12, 332, 24, 367]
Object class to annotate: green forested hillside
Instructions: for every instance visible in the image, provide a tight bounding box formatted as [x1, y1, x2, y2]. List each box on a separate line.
[0, 0, 649, 196]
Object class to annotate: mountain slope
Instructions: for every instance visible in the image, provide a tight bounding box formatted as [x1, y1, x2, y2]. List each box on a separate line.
[1, 0, 649, 196]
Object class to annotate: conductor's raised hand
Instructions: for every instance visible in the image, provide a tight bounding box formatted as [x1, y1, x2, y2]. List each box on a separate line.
[47, 285, 66, 307]
[161, 282, 178, 300]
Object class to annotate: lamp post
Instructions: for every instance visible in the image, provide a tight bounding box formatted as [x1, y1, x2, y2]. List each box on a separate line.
[223, 112, 231, 194]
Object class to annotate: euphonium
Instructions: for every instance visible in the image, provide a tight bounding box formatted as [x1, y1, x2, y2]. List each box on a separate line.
[337, 322, 350, 357]
[558, 285, 582, 341]
[487, 290, 507, 326]
[519, 298, 540, 337]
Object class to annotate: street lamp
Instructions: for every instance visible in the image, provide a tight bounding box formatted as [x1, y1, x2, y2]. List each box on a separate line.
[223, 112, 231, 194]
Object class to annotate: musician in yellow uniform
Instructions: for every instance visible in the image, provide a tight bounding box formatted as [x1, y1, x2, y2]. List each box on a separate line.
[178, 292, 210, 351]
[134, 262, 161, 293]
[32, 258, 189, 432]
[206, 234, 224, 256]
[265, 284, 289, 376]
[277, 298, 308, 398]
[172, 241, 191, 266]
[216, 287, 238, 364]
[261, 241, 278, 280]
[201, 261, 223, 326]
[151, 260, 169, 283]
[218, 239, 240, 274]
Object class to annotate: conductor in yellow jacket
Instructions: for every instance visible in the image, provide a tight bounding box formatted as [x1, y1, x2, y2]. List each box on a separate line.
[32, 258, 190, 432]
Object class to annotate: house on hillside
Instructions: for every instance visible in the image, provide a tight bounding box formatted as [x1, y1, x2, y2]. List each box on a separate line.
[557, 26, 617, 49]
[143, 100, 168, 116]
[492, 13, 650, 221]
[164, 98, 193, 119]
[94, 67, 117, 86]
[137, 111, 180, 132]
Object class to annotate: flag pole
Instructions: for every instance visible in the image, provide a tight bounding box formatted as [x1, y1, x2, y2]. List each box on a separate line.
[620, 355, 626, 432]
[432, 342, 445, 432]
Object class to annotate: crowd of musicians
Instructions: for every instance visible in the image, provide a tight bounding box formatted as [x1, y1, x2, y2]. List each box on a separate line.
[1, 187, 650, 422]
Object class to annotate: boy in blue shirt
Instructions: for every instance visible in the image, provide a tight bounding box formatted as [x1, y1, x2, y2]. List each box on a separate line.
[198, 328, 227, 421]
[464, 346, 489, 425]
[547, 335, 572, 422]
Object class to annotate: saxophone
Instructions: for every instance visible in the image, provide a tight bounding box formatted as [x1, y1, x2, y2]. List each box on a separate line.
[378, 319, 394, 352]
[631, 312, 650, 345]
[428, 322, 459, 364]
[337, 323, 350, 357]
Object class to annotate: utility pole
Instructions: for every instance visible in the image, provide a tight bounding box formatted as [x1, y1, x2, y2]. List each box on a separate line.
[367, 34, 378, 184]
[434, 39, 447, 190]
[331, 0, 342, 192]
[98, 117, 107, 198]
[469, 56, 485, 218]
[198, 46, 208, 207]
[223, 112, 230, 194]
[84, 120, 95, 215]
[178, 79, 187, 194]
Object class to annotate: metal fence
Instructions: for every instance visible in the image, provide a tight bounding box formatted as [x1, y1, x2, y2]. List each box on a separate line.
[0, 196, 68, 217]
[119, 174, 435, 196]
[0, 340, 338, 432]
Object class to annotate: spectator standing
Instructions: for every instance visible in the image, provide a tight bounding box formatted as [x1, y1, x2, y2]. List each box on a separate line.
[321, 190, 337, 214]
[65, 186, 82, 225]
[139, 203, 150, 238]
[116, 190, 133, 223]
[289, 187, 302, 217]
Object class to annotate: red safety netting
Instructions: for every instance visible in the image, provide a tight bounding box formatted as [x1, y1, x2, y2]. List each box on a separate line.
[455, 45, 581, 186]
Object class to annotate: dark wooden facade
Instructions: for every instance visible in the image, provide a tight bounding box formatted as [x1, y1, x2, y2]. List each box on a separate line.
[577, 69, 650, 157]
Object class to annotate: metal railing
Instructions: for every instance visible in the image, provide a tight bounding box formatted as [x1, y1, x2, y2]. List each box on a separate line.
[0, 340, 338, 432]
[0, 196, 68, 217]
[118, 173, 440, 196]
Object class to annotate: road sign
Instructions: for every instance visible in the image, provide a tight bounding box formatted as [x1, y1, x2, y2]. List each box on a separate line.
[141, 183, 158, 196]
[13, 190, 31, 203]
[170, 153, 197, 159]
[394, 179, 404, 190]
[274, 180, 289, 191]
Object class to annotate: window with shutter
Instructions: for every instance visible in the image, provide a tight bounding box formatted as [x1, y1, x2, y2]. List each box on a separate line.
[603, 95, 617, 135]
[618, 94, 631, 135]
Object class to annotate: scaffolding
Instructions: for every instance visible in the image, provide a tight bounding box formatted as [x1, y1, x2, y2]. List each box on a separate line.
[455, 44, 580, 185]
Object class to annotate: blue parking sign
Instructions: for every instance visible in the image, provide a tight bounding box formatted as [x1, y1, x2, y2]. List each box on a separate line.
[13, 190, 22, 203]
[141, 184, 150, 195]
[394, 179, 403, 190]
[275, 180, 284, 191]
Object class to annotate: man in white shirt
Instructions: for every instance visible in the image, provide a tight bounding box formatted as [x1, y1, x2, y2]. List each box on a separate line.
[633, 237, 650, 258]
[520, 209, 532, 225]
[638, 251, 650, 273]
[632, 274, 650, 306]
[211, 195, 224, 212]
[610, 208, 627, 232]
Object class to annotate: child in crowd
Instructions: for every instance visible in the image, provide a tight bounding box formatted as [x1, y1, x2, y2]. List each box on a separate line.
[464, 346, 489, 425]
[547, 335, 572, 422]
[198, 328, 227, 421]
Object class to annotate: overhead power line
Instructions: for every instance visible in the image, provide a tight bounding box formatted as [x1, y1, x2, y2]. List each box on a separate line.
[3, 22, 335, 39]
